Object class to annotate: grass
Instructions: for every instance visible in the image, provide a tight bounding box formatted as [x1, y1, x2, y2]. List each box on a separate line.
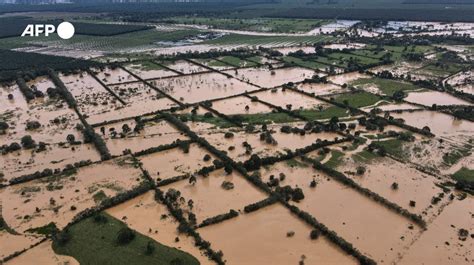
[53, 213, 199, 265]
[25, 222, 58, 235]
[178, 114, 235, 128]
[351, 77, 422, 96]
[297, 106, 348, 120]
[230, 112, 297, 125]
[286, 158, 309, 168]
[327, 52, 380, 65]
[452, 167, 474, 183]
[0, 29, 203, 52]
[324, 150, 344, 169]
[419, 63, 465, 77]
[373, 139, 406, 158]
[352, 150, 379, 163]
[442, 145, 472, 166]
[333, 91, 382, 108]
[281, 56, 328, 70]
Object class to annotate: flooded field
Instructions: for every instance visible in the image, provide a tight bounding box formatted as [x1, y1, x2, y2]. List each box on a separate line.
[1, 12, 473, 265]
[211, 96, 273, 115]
[152, 72, 259, 103]
[198, 203, 357, 265]
[225, 67, 316, 88]
[0, 157, 143, 232]
[405, 91, 472, 106]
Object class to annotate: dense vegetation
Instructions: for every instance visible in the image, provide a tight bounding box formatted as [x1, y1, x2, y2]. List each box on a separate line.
[0, 49, 101, 82]
[53, 213, 200, 265]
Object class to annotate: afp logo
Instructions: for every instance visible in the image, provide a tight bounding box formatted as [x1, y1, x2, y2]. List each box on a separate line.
[21, 21, 75, 40]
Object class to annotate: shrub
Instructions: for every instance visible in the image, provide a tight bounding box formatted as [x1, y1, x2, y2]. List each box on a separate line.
[25, 120, 41, 130]
[145, 241, 155, 255]
[0, 121, 9, 131]
[117, 227, 135, 245]
[310, 229, 320, 240]
[21, 135, 36, 149]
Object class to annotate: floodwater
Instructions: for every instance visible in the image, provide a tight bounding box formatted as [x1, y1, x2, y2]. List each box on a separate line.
[389, 111, 474, 137]
[405, 91, 471, 106]
[124, 62, 179, 79]
[339, 156, 443, 216]
[99, 119, 188, 156]
[201, 128, 338, 162]
[162, 60, 208, 74]
[0, 231, 43, 260]
[328, 72, 371, 85]
[4, 240, 79, 265]
[106, 191, 213, 265]
[92, 67, 137, 85]
[198, 203, 358, 265]
[164, 168, 267, 223]
[224, 67, 316, 88]
[152, 72, 259, 103]
[257, 161, 422, 264]
[210, 96, 273, 115]
[0, 143, 100, 182]
[139, 143, 215, 181]
[251, 88, 328, 110]
[297, 82, 347, 96]
[0, 157, 143, 232]
[362, 102, 422, 112]
[399, 196, 474, 265]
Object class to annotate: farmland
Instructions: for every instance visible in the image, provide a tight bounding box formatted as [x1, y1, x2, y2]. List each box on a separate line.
[0, 5, 473, 265]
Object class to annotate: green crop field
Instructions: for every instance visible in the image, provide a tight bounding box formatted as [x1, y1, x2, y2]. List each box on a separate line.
[52, 214, 199, 265]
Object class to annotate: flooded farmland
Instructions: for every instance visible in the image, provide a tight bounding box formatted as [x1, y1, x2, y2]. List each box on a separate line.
[1, 6, 473, 265]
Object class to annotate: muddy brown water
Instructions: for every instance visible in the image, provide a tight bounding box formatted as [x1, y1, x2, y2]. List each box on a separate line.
[405, 91, 472, 107]
[251, 88, 329, 110]
[152, 72, 259, 103]
[256, 160, 422, 264]
[106, 191, 213, 265]
[163, 168, 267, 222]
[211, 96, 273, 115]
[0, 157, 143, 232]
[198, 203, 358, 265]
[224, 67, 316, 88]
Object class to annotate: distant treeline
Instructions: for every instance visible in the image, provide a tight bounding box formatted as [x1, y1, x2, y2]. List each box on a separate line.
[0, 17, 152, 39]
[267, 8, 474, 22]
[0, 49, 102, 82]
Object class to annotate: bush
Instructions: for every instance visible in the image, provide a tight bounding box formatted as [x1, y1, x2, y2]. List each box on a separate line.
[117, 227, 135, 245]
[310, 229, 320, 240]
[26, 120, 41, 130]
[0, 121, 9, 131]
[21, 135, 36, 149]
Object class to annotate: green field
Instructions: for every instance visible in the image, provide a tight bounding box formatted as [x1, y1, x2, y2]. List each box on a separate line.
[281, 56, 328, 70]
[0, 29, 202, 52]
[333, 91, 382, 108]
[327, 52, 381, 65]
[324, 150, 345, 169]
[52, 214, 200, 265]
[351, 77, 422, 96]
[230, 112, 297, 125]
[297, 106, 348, 120]
[452, 167, 474, 183]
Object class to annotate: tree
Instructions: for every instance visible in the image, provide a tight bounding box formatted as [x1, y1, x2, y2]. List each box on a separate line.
[0, 121, 9, 131]
[122, 124, 131, 134]
[117, 228, 135, 245]
[145, 241, 155, 255]
[66, 134, 76, 144]
[21, 135, 36, 149]
[310, 229, 320, 240]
